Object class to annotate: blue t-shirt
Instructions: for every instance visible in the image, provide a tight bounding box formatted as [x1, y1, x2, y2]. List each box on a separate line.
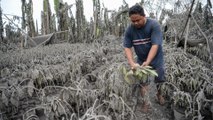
[123, 18, 164, 68]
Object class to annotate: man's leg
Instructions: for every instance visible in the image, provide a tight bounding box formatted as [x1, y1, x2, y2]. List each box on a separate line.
[140, 81, 151, 113]
[155, 67, 166, 105]
[156, 83, 165, 105]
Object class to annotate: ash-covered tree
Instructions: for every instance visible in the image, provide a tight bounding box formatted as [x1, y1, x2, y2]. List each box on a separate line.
[21, 0, 26, 29]
[92, 0, 101, 39]
[0, 1, 4, 43]
[113, 0, 129, 36]
[203, 0, 213, 28]
[76, 0, 86, 42]
[26, 0, 36, 37]
[5, 22, 21, 44]
[67, 3, 75, 43]
[41, 0, 53, 34]
[54, 0, 69, 32]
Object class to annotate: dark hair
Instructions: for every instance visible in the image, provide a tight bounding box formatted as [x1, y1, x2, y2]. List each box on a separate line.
[129, 4, 145, 17]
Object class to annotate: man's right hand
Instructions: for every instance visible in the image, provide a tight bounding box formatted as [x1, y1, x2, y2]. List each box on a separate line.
[131, 63, 140, 70]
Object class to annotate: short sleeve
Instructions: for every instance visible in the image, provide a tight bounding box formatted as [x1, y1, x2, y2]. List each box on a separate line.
[151, 21, 163, 45]
[123, 26, 133, 48]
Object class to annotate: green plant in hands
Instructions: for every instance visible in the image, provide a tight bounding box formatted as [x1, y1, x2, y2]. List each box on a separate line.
[120, 65, 158, 84]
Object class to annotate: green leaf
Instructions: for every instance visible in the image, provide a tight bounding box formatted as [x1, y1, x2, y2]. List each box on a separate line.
[141, 69, 148, 74]
[138, 72, 143, 79]
[145, 68, 158, 77]
[124, 74, 131, 84]
[124, 70, 133, 84]
[141, 74, 148, 81]
[144, 66, 152, 69]
[123, 67, 127, 75]
[135, 69, 140, 76]
[120, 66, 127, 75]
[127, 70, 134, 76]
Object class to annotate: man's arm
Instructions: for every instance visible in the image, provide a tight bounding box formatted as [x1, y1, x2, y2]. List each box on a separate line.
[142, 44, 158, 66]
[124, 48, 139, 69]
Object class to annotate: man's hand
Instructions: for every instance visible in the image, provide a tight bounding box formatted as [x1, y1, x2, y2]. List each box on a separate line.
[131, 63, 140, 70]
[141, 61, 150, 67]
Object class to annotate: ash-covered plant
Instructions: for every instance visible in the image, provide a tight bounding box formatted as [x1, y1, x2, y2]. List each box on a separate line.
[161, 42, 213, 119]
[0, 35, 136, 119]
[204, 83, 213, 99]
[172, 91, 193, 117]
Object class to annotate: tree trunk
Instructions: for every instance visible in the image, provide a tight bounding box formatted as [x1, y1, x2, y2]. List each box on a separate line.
[76, 0, 85, 42]
[21, 0, 26, 29]
[26, 0, 36, 37]
[0, 3, 3, 42]
[68, 6, 75, 43]
[42, 0, 52, 34]
[92, 0, 100, 39]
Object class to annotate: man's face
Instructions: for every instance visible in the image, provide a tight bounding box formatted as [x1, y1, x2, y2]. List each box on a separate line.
[130, 14, 146, 28]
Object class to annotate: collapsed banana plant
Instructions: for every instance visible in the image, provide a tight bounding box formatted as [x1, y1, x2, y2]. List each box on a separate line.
[120, 65, 158, 84]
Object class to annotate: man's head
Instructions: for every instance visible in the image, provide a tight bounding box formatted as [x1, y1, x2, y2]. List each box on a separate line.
[129, 4, 146, 28]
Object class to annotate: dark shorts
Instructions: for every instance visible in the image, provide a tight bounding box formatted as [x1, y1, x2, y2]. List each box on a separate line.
[154, 66, 166, 83]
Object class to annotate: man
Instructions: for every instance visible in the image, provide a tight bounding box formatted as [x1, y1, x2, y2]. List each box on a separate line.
[123, 4, 165, 113]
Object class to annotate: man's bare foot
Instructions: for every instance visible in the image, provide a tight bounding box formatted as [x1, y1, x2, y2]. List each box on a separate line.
[156, 92, 165, 105]
[141, 102, 152, 113]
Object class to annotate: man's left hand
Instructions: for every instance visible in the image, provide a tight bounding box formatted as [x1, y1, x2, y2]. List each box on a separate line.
[142, 61, 150, 67]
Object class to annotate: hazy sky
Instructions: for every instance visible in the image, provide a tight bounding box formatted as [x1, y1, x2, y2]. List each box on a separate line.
[1, 0, 141, 25]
